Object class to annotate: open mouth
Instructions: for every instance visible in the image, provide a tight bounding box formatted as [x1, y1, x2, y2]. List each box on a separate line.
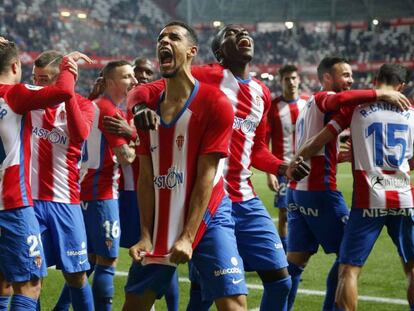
[237, 37, 251, 48]
[158, 49, 174, 66]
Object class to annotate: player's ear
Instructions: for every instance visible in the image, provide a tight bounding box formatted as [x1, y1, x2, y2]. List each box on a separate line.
[187, 46, 198, 58]
[323, 72, 332, 85]
[397, 82, 406, 92]
[11, 61, 19, 74]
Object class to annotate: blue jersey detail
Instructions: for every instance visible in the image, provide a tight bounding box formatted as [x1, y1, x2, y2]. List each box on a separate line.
[19, 116, 29, 206]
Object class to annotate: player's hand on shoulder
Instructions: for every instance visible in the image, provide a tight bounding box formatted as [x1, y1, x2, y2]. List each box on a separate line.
[103, 112, 134, 137]
[169, 236, 193, 265]
[129, 238, 152, 262]
[285, 156, 310, 181]
[133, 103, 160, 131]
[376, 89, 411, 111]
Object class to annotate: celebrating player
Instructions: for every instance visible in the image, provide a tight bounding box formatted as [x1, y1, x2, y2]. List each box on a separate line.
[290, 63, 414, 311]
[123, 21, 248, 311]
[0, 38, 89, 311]
[285, 56, 411, 311]
[80, 60, 137, 310]
[267, 64, 308, 252]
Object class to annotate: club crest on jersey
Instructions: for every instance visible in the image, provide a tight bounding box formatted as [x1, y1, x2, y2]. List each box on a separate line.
[176, 134, 184, 150]
[255, 95, 264, 107]
[153, 167, 184, 189]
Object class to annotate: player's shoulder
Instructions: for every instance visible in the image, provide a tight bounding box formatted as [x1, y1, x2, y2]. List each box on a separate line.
[299, 94, 310, 101]
[271, 95, 283, 105]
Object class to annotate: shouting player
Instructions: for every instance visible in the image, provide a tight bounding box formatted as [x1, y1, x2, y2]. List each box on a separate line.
[123, 21, 248, 311]
[285, 56, 410, 311]
[267, 64, 308, 252]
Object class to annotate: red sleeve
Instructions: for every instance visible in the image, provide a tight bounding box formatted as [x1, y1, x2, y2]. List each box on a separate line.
[135, 130, 150, 155]
[315, 89, 377, 113]
[199, 92, 234, 157]
[66, 93, 95, 143]
[326, 105, 355, 135]
[97, 100, 129, 148]
[251, 88, 284, 174]
[6, 61, 75, 114]
[126, 79, 165, 115]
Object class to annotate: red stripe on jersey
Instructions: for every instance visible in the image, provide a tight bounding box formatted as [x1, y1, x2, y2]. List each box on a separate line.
[37, 109, 57, 199]
[385, 191, 400, 208]
[269, 98, 284, 159]
[67, 144, 81, 202]
[289, 103, 300, 155]
[153, 127, 174, 255]
[308, 157, 325, 191]
[353, 170, 370, 208]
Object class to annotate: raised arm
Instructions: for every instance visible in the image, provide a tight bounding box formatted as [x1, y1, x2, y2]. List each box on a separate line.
[66, 94, 95, 143]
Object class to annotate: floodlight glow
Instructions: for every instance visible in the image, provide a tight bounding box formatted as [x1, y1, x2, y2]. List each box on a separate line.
[60, 11, 71, 17]
[285, 21, 294, 29]
[77, 13, 87, 19]
[213, 21, 222, 27]
[372, 19, 379, 25]
[261, 73, 269, 79]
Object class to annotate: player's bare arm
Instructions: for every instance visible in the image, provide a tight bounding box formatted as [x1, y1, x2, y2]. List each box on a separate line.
[129, 155, 154, 262]
[169, 153, 221, 265]
[133, 104, 160, 131]
[113, 144, 136, 165]
[103, 113, 135, 138]
[266, 173, 279, 192]
[375, 89, 411, 110]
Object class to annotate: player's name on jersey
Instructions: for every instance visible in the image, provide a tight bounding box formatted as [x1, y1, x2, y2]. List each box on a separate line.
[359, 102, 411, 119]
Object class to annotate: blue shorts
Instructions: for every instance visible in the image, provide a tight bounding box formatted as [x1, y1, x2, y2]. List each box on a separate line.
[125, 196, 247, 301]
[82, 199, 120, 258]
[287, 189, 349, 254]
[119, 191, 140, 248]
[0, 206, 47, 282]
[273, 176, 288, 209]
[232, 197, 288, 271]
[340, 208, 414, 266]
[34, 200, 90, 273]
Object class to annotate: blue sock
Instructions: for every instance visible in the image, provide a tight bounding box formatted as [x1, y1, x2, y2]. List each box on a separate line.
[260, 276, 292, 311]
[332, 306, 345, 311]
[0, 296, 10, 310]
[92, 265, 115, 311]
[36, 298, 41, 311]
[280, 236, 288, 253]
[165, 270, 179, 311]
[69, 282, 93, 311]
[186, 286, 213, 311]
[287, 262, 305, 311]
[410, 304, 414, 311]
[323, 259, 340, 311]
[10, 294, 37, 311]
[53, 285, 71, 311]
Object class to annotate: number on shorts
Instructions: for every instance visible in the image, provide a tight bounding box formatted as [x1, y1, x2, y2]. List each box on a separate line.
[103, 220, 120, 239]
[27, 234, 42, 257]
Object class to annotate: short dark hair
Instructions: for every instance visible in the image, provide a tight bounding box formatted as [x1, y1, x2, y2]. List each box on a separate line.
[102, 60, 131, 79]
[317, 56, 349, 82]
[376, 63, 409, 86]
[279, 64, 298, 79]
[211, 25, 235, 62]
[0, 39, 19, 74]
[133, 57, 151, 67]
[163, 21, 198, 46]
[34, 50, 63, 69]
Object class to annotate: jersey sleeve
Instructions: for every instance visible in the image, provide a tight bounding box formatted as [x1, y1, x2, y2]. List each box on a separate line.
[5, 63, 75, 115]
[126, 79, 165, 115]
[315, 90, 377, 113]
[251, 88, 284, 174]
[199, 92, 234, 158]
[97, 101, 129, 148]
[66, 93, 95, 142]
[326, 105, 355, 135]
[135, 130, 150, 156]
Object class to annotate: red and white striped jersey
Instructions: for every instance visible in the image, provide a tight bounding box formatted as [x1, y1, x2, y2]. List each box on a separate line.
[136, 81, 233, 257]
[328, 101, 414, 208]
[267, 96, 308, 161]
[128, 64, 283, 202]
[31, 94, 94, 203]
[0, 72, 74, 210]
[119, 154, 139, 192]
[80, 96, 129, 201]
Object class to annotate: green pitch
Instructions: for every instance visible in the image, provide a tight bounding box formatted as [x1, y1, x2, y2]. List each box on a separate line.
[40, 163, 409, 310]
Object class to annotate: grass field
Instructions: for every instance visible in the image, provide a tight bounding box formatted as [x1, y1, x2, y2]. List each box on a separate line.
[40, 163, 409, 310]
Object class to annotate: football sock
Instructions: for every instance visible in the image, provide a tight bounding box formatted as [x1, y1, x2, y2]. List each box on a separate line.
[287, 262, 305, 311]
[0, 296, 10, 310]
[280, 236, 288, 253]
[53, 285, 70, 311]
[410, 304, 414, 311]
[165, 270, 179, 311]
[92, 265, 115, 311]
[323, 259, 340, 311]
[332, 306, 345, 311]
[10, 294, 37, 311]
[260, 276, 292, 311]
[186, 285, 213, 311]
[69, 282, 93, 311]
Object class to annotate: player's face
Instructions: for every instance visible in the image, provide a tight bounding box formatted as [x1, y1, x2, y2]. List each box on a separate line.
[157, 25, 196, 78]
[331, 62, 353, 92]
[134, 60, 155, 84]
[32, 65, 59, 86]
[281, 71, 300, 97]
[107, 65, 137, 98]
[219, 26, 254, 64]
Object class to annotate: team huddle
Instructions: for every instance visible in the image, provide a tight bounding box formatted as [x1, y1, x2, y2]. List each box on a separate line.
[0, 19, 413, 311]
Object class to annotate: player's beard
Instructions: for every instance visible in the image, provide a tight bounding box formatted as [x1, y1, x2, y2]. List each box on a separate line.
[161, 67, 179, 78]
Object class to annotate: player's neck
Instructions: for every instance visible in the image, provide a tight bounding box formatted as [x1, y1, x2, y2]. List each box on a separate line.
[0, 73, 17, 85]
[376, 84, 397, 91]
[282, 91, 298, 102]
[225, 62, 250, 80]
[104, 90, 125, 106]
[164, 68, 195, 104]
